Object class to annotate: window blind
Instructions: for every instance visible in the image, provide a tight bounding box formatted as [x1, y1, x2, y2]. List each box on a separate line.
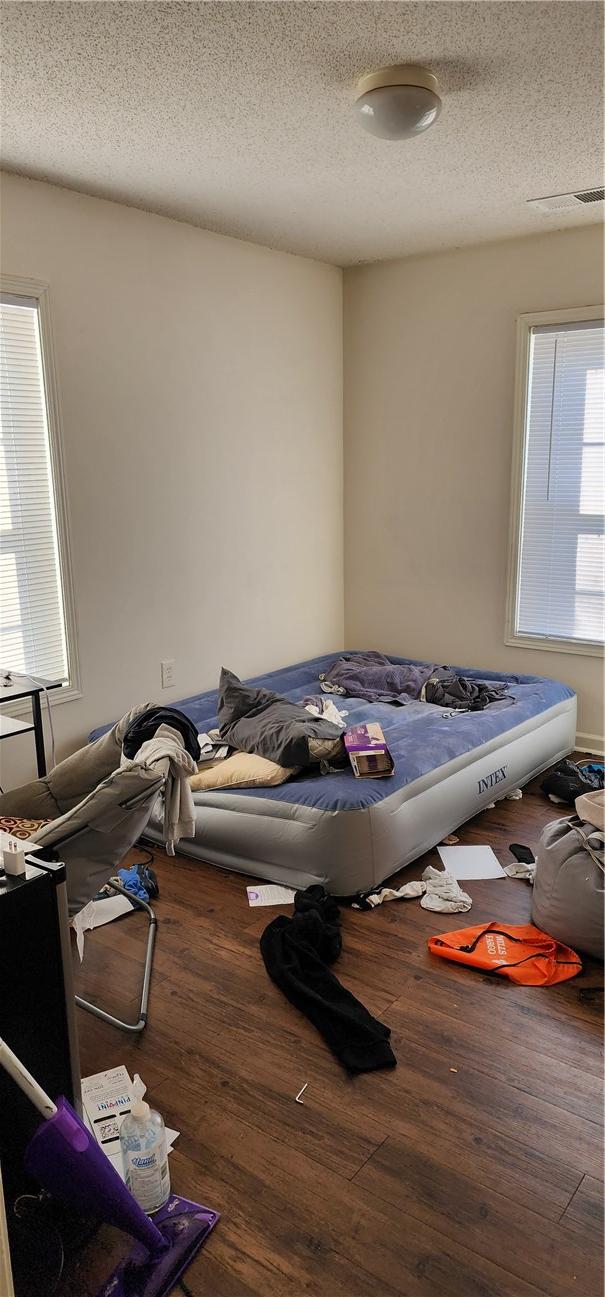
[0, 296, 69, 681]
[515, 319, 605, 647]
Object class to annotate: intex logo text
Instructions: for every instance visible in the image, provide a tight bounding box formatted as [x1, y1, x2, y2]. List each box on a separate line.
[477, 765, 508, 795]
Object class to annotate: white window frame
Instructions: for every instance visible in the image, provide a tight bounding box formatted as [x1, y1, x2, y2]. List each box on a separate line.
[505, 304, 605, 659]
[1, 273, 81, 704]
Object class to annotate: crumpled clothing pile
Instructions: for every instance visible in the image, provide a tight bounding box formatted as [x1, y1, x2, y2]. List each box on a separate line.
[123, 722, 196, 854]
[504, 859, 536, 882]
[354, 864, 472, 913]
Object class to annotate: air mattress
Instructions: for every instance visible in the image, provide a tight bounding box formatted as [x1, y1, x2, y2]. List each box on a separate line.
[91, 652, 576, 895]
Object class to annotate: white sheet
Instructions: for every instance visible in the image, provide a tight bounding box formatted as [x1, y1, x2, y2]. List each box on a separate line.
[437, 844, 505, 880]
[246, 883, 296, 906]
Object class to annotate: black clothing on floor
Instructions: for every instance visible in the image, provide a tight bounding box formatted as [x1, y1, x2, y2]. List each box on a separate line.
[540, 759, 604, 805]
[260, 885, 397, 1074]
[122, 706, 200, 761]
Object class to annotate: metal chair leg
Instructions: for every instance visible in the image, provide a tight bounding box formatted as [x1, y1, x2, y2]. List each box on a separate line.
[75, 881, 157, 1034]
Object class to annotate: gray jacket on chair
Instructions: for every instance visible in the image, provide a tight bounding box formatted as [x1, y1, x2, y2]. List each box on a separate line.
[0, 704, 179, 914]
[0, 703, 150, 821]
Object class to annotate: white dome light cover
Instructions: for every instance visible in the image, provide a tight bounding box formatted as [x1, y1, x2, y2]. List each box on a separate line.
[354, 64, 441, 140]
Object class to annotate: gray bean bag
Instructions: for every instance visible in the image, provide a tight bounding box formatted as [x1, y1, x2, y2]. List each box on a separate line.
[532, 791, 604, 960]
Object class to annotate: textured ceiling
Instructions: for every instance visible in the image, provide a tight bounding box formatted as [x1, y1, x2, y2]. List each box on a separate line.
[1, 1, 603, 265]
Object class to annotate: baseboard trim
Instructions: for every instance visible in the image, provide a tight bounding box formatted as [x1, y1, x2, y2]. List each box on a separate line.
[576, 732, 604, 756]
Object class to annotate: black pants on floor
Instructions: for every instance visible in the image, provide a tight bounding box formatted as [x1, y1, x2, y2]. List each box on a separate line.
[260, 886, 396, 1074]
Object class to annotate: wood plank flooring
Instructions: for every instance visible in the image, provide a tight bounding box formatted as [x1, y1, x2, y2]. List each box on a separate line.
[61, 764, 604, 1297]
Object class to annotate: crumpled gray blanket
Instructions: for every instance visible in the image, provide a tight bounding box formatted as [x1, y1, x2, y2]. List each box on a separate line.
[319, 651, 435, 705]
[218, 669, 344, 767]
[423, 668, 510, 712]
[320, 652, 510, 712]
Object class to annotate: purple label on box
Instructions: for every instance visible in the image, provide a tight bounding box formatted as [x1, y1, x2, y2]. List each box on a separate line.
[344, 723, 388, 752]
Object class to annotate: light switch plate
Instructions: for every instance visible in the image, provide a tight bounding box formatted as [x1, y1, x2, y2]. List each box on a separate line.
[161, 658, 175, 689]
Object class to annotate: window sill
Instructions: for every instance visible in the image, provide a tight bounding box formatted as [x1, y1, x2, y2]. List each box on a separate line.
[504, 633, 604, 659]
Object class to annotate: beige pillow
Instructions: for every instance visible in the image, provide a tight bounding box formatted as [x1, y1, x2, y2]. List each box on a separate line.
[189, 752, 298, 792]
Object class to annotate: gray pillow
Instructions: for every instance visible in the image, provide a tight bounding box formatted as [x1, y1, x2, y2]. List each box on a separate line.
[218, 669, 343, 768]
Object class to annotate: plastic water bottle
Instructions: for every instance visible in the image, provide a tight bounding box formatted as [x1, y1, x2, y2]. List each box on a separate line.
[119, 1074, 170, 1213]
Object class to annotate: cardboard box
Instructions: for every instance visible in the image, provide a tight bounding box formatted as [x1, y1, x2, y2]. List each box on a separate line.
[344, 722, 394, 778]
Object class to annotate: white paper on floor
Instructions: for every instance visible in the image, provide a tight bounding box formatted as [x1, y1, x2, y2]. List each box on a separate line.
[72, 893, 134, 960]
[437, 844, 505, 880]
[82, 1066, 179, 1181]
[246, 883, 296, 907]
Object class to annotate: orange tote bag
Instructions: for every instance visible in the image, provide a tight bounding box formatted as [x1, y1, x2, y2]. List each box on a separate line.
[428, 922, 582, 986]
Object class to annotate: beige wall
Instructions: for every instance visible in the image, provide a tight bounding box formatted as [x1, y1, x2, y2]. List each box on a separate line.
[0, 174, 343, 786]
[344, 226, 604, 747]
[1, 179, 602, 790]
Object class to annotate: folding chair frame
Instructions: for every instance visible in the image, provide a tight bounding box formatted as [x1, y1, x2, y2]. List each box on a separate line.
[74, 879, 158, 1034]
[24, 777, 165, 1034]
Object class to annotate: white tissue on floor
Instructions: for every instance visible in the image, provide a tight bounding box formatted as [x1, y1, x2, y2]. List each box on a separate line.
[420, 865, 473, 912]
[71, 893, 134, 960]
[504, 859, 536, 883]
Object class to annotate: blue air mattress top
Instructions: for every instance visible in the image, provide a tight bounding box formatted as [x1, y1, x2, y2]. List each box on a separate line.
[91, 653, 574, 813]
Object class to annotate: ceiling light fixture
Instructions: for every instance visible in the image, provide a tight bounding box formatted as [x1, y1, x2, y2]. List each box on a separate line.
[354, 64, 441, 140]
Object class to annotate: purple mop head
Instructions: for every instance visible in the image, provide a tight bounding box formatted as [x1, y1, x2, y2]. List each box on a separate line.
[24, 1097, 219, 1297]
[97, 1194, 219, 1297]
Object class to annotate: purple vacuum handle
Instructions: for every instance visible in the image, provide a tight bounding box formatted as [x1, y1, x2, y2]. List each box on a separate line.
[25, 1096, 167, 1256]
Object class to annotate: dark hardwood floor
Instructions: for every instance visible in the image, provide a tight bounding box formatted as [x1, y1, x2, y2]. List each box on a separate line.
[62, 764, 604, 1297]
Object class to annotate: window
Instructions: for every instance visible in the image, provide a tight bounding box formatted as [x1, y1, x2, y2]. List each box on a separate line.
[0, 277, 79, 692]
[506, 307, 605, 656]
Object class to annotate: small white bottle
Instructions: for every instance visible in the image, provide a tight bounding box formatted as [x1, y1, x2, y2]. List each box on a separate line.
[119, 1074, 170, 1214]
